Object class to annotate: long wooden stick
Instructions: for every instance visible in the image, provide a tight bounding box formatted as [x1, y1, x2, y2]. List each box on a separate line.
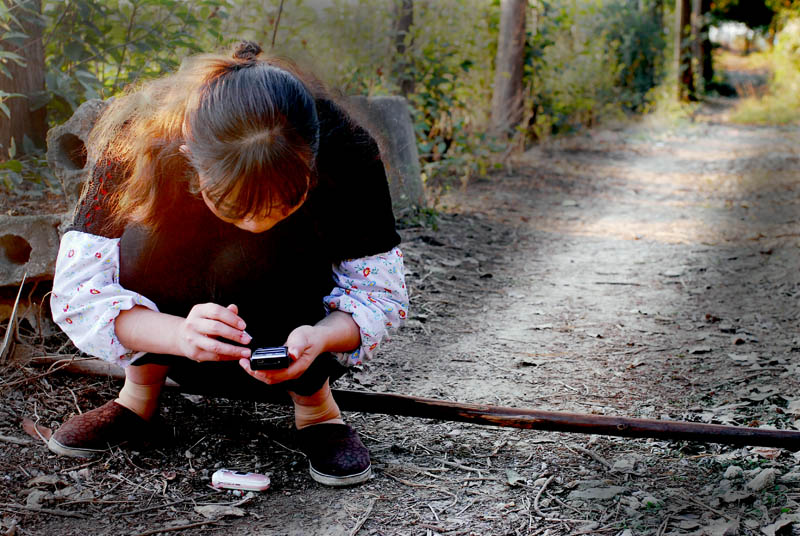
[26, 357, 800, 450]
[330, 390, 799, 450]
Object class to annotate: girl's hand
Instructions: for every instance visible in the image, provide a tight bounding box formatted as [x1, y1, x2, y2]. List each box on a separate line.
[239, 324, 324, 384]
[176, 303, 252, 362]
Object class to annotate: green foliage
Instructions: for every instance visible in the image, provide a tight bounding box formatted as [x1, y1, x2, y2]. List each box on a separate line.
[527, 0, 668, 139]
[42, 0, 229, 125]
[2, 0, 676, 194]
[226, 0, 501, 187]
[0, 0, 37, 122]
[730, 16, 800, 124]
[1, 0, 230, 191]
[0, 139, 58, 192]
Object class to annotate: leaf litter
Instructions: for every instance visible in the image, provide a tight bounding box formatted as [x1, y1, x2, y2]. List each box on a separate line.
[0, 101, 799, 535]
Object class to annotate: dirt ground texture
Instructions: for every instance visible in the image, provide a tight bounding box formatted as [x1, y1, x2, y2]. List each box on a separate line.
[2, 98, 800, 535]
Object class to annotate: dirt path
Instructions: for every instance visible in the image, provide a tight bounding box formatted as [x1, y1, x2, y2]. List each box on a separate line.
[2, 102, 799, 535]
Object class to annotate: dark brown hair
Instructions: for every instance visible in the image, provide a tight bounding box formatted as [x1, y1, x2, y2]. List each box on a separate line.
[89, 41, 326, 231]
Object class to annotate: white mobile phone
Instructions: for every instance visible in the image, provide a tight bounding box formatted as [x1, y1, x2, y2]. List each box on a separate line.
[211, 469, 271, 491]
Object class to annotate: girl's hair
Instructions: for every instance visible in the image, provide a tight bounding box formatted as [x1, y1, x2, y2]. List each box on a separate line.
[89, 40, 326, 232]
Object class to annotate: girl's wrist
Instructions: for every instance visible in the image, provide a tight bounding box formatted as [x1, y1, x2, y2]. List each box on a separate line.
[314, 311, 360, 354]
[313, 323, 338, 354]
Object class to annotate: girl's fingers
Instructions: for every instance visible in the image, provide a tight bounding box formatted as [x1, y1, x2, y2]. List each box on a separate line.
[239, 356, 307, 384]
[239, 358, 274, 383]
[197, 303, 246, 330]
[195, 318, 251, 344]
[195, 336, 251, 360]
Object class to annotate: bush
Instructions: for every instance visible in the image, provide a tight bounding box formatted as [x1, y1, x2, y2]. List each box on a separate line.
[730, 16, 800, 124]
[528, 0, 667, 139]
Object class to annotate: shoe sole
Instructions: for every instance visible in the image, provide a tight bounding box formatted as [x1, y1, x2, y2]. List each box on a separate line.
[47, 436, 108, 458]
[309, 464, 372, 487]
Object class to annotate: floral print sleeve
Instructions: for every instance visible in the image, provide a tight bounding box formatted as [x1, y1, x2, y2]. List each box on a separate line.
[324, 247, 408, 367]
[50, 230, 159, 368]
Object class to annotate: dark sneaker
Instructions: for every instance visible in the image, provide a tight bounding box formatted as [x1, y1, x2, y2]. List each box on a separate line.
[48, 400, 153, 458]
[296, 423, 372, 487]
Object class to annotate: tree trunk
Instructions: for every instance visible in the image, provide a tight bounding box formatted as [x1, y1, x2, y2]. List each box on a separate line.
[692, 0, 702, 92]
[675, 0, 695, 101]
[527, 0, 539, 134]
[699, 0, 713, 91]
[0, 0, 47, 157]
[490, 0, 526, 136]
[393, 0, 414, 98]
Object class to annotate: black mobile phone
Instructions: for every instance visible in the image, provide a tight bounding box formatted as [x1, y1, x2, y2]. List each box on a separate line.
[249, 346, 291, 370]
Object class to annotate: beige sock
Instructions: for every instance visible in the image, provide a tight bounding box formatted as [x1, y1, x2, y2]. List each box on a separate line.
[293, 391, 344, 430]
[115, 380, 163, 421]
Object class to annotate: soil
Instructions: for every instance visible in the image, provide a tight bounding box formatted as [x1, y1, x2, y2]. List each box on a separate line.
[1, 98, 799, 535]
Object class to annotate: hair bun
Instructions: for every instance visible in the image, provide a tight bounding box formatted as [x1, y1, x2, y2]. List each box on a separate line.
[233, 40, 262, 61]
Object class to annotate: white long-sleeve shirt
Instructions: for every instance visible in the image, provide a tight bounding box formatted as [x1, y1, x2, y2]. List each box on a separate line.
[51, 230, 408, 369]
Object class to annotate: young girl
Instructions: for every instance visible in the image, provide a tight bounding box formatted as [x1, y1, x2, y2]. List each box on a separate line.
[48, 41, 408, 487]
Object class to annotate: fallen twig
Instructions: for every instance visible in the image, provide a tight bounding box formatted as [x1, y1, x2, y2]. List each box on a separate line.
[678, 492, 738, 522]
[0, 434, 32, 446]
[566, 444, 613, 469]
[532, 476, 594, 524]
[349, 498, 377, 536]
[114, 497, 190, 517]
[0, 273, 26, 364]
[441, 460, 484, 475]
[0, 502, 87, 519]
[132, 520, 220, 536]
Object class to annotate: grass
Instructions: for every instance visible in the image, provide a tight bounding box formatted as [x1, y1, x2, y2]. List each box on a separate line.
[716, 40, 800, 125]
[731, 95, 800, 125]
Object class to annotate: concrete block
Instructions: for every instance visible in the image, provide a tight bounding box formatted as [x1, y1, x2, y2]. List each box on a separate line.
[348, 96, 426, 216]
[46, 99, 108, 208]
[0, 214, 63, 286]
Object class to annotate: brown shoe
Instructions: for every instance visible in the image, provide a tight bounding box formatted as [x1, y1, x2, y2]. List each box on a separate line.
[48, 401, 153, 458]
[297, 423, 372, 487]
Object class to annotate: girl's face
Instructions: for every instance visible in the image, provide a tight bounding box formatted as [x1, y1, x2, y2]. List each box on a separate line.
[200, 188, 305, 233]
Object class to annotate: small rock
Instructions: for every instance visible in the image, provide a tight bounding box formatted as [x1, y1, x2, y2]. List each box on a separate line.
[25, 489, 52, 508]
[26, 475, 64, 487]
[53, 486, 78, 499]
[723, 465, 743, 479]
[704, 518, 739, 536]
[505, 469, 525, 487]
[194, 505, 246, 519]
[761, 514, 800, 536]
[745, 468, 777, 492]
[640, 495, 659, 508]
[744, 518, 760, 529]
[568, 486, 626, 500]
[721, 490, 751, 503]
[779, 472, 800, 483]
[533, 477, 549, 487]
[611, 457, 637, 474]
